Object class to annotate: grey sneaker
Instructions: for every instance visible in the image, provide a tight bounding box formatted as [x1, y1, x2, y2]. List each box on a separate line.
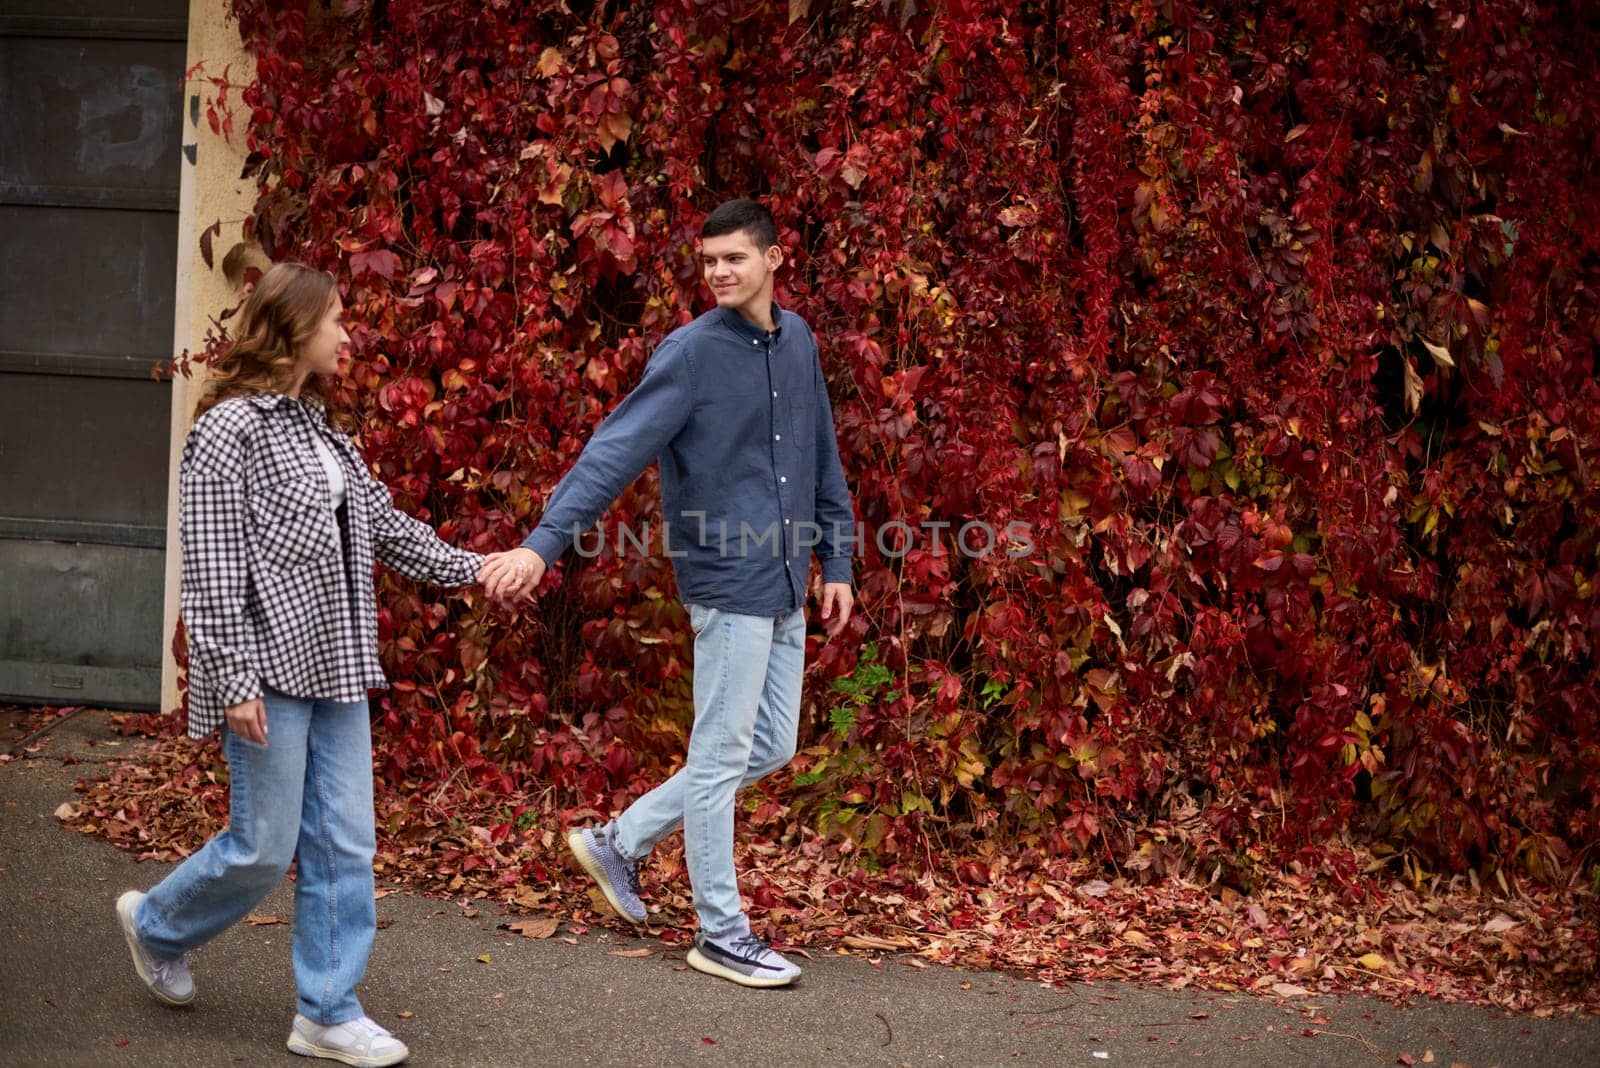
[687, 930, 802, 988]
[115, 890, 195, 1006]
[287, 1013, 409, 1066]
[566, 824, 646, 925]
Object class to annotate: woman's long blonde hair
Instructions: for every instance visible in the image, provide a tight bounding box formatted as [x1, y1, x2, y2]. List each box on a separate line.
[191, 262, 339, 423]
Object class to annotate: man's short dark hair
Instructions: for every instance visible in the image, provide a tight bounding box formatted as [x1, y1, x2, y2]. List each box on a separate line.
[701, 198, 777, 249]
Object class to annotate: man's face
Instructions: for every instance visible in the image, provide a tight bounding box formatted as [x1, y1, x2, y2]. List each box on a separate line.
[701, 230, 782, 314]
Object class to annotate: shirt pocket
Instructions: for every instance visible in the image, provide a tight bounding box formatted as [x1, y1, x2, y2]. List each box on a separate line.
[247, 476, 335, 571]
[784, 371, 825, 452]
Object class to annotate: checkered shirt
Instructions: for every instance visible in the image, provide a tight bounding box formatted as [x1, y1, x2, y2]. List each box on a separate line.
[179, 393, 484, 738]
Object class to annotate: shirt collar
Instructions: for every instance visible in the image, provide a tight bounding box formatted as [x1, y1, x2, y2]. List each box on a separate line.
[245, 392, 290, 410]
[716, 302, 784, 344]
[245, 391, 328, 425]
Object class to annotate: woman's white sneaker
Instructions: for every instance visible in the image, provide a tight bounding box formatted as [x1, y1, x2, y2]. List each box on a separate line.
[286, 1014, 410, 1066]
[115, 890, 195, 1006]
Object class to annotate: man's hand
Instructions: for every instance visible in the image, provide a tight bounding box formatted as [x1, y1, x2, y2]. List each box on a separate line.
[225, 697, 268, 746]
[819, 581, 854, 638]
[480, 547, 546, 603]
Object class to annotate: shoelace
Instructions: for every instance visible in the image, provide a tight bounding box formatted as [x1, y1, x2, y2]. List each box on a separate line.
[730, 934, 774, 960]
[151, 959, 187, 984]
[349, 1016, 395, 1042]
[624, 858, 644, 896]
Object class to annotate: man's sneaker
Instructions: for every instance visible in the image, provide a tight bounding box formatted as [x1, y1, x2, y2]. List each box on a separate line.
[287, 1014, 409, 1067]
[115, 890, 195, 1007]
[687, 930, 802, 988]
[566, 824, 646, 925]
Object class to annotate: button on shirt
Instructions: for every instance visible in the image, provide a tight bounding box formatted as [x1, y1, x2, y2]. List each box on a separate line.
[523, 304, 855, 615]
[179, 394, 484, 738]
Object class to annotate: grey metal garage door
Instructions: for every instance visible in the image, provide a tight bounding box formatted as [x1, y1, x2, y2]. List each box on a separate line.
[0, 1, 186, 710]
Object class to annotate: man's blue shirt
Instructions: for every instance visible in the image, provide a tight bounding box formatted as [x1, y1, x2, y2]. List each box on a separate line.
[523, 304, 855, 615]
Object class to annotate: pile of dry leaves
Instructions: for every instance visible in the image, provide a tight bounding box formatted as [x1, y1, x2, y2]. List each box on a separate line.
[45, 713, 1600, 1017]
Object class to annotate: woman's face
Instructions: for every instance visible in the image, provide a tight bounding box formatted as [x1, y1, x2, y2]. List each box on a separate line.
[297, 295, 350, 380]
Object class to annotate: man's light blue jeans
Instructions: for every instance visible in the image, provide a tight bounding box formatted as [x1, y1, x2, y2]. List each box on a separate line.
[614, 604, 806, 938]
[132, 689, 378, 1024]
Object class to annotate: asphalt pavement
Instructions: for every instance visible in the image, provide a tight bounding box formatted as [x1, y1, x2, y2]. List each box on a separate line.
[2, 710, 1596, 1067]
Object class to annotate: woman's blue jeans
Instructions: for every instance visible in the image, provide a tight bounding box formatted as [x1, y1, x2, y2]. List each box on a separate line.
[613, 605, 807, 938]
[132, 689, 377, 1024]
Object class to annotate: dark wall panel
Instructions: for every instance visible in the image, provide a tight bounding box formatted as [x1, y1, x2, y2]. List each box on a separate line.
[0, 373, 169, 527]
[0, 36, 184, 202]
[0, 5, 184, 710]
[0, 206, 178, 365]
[0, 2, 187, 39]
[0, 539, 163, 686]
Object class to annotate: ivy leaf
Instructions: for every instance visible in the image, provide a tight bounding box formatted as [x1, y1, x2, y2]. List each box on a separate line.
[350, 249, 401, 280]
[199, 219, 223, 270]
[1403, 356, 1424, 414]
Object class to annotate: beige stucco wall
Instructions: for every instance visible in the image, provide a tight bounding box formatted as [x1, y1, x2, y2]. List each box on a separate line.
[159, 1, 262, 714]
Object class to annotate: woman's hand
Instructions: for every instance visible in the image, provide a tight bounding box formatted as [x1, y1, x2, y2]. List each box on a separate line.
[225, 697, 268, 745]
[480, 548, 546, 603]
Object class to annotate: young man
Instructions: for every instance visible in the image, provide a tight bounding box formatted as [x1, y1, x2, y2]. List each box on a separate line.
[483, 198, 855, 987]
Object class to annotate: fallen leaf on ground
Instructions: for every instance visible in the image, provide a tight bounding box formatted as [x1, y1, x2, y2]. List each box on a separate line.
[505, 917, 559, 939]
[476, 954, 492, 964]
[245, 914, 286, 926]
[843, 934, 911, 951]
[609, 948, 653, 958]
[60, 721, 1600, 1018]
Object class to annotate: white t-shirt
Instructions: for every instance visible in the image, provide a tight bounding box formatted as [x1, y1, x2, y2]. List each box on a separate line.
[310, 433, 347, 509]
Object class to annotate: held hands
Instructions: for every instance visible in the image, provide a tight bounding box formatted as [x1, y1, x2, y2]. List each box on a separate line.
[819, 581, 854, 638]
[479, 547, 546, 603]
[225, 697, 268, 745]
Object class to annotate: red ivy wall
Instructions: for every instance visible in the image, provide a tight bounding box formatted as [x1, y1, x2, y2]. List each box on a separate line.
[211, 0, 1599, 882]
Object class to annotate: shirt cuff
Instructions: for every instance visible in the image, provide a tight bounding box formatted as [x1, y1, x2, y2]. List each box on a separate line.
[820, 555, 853, 585]
[217, 673, 262, 708]
[522, 526, 570, 568]
[454, 551, 487, 586]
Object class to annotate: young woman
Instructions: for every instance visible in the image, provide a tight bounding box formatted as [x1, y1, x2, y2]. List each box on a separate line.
[116, 262, 517, 1066]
